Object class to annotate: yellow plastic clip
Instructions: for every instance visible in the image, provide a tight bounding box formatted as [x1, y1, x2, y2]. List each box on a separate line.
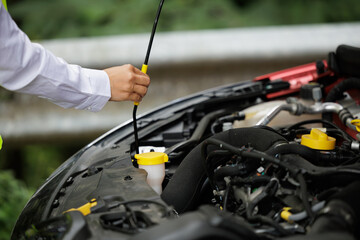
[280, 207, 293, 222]
[63, 198, 97, 216]
[351, 119, 360, 132]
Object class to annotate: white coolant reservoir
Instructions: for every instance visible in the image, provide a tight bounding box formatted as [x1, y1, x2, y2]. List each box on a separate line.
[233, 100, 321, 128]
[135, 152, 168, 194]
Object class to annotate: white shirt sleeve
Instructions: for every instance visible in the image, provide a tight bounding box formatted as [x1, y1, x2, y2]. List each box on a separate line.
[0, 3, 111, 112]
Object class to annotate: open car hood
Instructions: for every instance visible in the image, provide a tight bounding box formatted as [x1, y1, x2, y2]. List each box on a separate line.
[13, 44, 360, 240]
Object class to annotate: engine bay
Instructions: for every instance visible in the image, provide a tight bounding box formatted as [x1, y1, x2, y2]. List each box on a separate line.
[13, 45, 360, 240]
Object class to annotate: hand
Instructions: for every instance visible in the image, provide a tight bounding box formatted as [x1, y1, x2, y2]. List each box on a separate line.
[104, 64, 150, 102]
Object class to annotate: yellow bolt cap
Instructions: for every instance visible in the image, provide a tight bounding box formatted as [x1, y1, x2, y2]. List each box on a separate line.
[135, 152, 168, 165]
[301, 128, 336, 150]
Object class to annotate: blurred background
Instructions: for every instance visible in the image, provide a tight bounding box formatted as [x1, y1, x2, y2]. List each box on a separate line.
[1, 0, 360, 238]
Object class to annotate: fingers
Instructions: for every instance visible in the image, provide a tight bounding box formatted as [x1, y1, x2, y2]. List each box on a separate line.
[133, 84, 148, 98]
[128, 93, 142, 102]
[131, 66, 150, 87]
[132, 65, 146, 75]
[134, 74, 151, 87]
[123, 64, 150, 87]
[123, 83, 148, 102]
[105, 64, 151, 102]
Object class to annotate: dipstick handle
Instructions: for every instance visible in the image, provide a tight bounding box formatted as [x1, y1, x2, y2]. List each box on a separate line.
[134, 64, 148, 106]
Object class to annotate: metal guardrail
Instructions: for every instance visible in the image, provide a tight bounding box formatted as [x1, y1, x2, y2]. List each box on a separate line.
[1, 23, 360, 145]
[41, 22, 360, 67]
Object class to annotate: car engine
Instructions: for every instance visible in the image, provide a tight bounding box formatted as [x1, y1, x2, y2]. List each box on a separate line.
[12, 45, 360, 240]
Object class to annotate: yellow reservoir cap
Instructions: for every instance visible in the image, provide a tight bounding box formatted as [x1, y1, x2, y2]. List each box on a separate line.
[135, 152, 168, 165]
[301, 128, 336, 150]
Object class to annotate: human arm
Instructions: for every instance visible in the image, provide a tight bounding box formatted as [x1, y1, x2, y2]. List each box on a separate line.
[0, 3, 150, 111]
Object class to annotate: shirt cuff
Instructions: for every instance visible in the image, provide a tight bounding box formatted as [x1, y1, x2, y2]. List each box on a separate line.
[76, 68, 111, 112]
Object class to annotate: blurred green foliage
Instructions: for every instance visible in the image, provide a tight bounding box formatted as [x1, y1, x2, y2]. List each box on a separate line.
[0, 144, 77, 188]
[0, 171, 33, 240]
[0, 144, 79, 238]
[22, 145, 70, 187]
[8, 0, 360, 40]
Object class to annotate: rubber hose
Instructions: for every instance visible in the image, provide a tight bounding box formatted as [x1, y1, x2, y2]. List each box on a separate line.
[161, 127, 287, 213]
[266, 143, 330, 165]
[277, 183, 360, 240]
[323, 77, 360, 122]
[288, 201, 326, 222]
[326, 77, 360, 102]
[165, 109, 226, 154]
[214, 165, 247, 189]
[231, 175, 271, 186]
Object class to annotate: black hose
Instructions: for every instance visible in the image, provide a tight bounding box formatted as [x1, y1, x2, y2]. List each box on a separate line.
[165, 109, 226, 155]
[325, 77, 360, 103]
[204, 150, 237, 190]
[287, 119, 354, 141]
[202, 138, 298, 175]
[231, 175, 271, 186]
[211, 112, 246, 134]
[266, 143, 338, 165]
[214, 165, 247, 189]
[223, 183, 231, 211]
[323, 77, 360, 123]
[296, 173, 315, 222]
[280, 181, 360, 240]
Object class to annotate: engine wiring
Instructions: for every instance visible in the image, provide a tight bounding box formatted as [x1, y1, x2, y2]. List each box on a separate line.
[190, 106, 360, 237]
[200, 137, 310, 234]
